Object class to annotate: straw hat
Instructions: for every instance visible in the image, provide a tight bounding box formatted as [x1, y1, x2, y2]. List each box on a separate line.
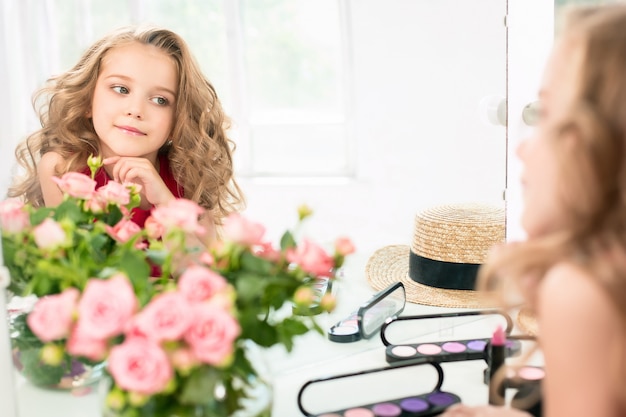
[365, 203, 506, 308]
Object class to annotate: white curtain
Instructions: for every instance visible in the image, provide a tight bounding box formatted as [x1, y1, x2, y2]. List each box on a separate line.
[1, 0, 62, 197]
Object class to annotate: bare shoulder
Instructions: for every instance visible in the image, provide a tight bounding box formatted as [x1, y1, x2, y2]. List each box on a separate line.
[538, 261, 617, 323]
[538, 261, 623, 416]
[38, 152, 65, 206]
[38, 152, 64, 176]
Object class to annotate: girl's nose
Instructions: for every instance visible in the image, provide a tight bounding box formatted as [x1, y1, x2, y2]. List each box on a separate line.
[126, 101, 143, 119]
[126, 110, 142, 119]
[516, 137, 528, 160]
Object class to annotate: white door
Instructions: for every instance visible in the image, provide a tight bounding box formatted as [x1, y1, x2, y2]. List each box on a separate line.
[506, 0, 554, 241]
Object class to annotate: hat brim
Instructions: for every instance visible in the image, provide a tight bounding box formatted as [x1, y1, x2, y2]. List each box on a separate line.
[365, 244, 498, 309]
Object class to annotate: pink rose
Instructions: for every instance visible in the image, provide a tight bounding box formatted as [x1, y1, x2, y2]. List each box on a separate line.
[132, 291, 193, 342]
[96, 181, 131, 206]
[52, 172, 97, 199]
[33, 218, 66, 249]
[150, 199, 205, 235]
[108, 337, 173, 395]
[75, 274, 138, 339]
[206, 289, 235, 311]
[26, 288, 79, 342]
[105, 219, 142, 243]
[0, 198, 30, 234]
[178, 265, 227, 303]
[169, 347, 198, 373]
[334, 237, 356, 256]
[83, 196, 106, 214]
[66, 326, 108, 361]
[253, 241, 281, 262]
[144, 216, 164, 240]
[287, 239, 334, 276]
[184, 305, 240, 366]
[199, 251, 214, 266]
[222, 213, 265, 246]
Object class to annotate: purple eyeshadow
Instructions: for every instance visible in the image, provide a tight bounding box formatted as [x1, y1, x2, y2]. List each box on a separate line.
[441, 341, 466, 353]
[467, 340, 487, 351]
[427, 392, 456, 406]
[400, 397, 429, 412]
[371, 402, 402, 416]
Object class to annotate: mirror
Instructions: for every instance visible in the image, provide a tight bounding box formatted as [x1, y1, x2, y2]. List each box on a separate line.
[1, 1, 509, 416]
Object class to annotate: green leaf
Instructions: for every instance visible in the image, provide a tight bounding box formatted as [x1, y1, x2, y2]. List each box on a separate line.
[10, 314, 44, 351]
[276, 318, 310, 352]
[29, 207, 54, 225]
[113, 247, 151, 281]
[279, 230, 297, 251]
[239, 252, 273, 275]
[52, 199, 88, 224]
[178, 367, 220, 405]
[234, 273, 269, 303]
[18, 348, 66, 387]
[238, 314, 277, 347]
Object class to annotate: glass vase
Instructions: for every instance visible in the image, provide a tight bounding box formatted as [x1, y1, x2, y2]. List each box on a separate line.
[8, 295, 106, 390]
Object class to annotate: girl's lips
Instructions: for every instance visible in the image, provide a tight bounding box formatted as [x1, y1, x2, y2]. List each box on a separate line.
[116, 125, 146, 136]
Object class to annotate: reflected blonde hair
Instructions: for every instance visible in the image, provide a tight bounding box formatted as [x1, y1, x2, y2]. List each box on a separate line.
[9, 25, 244, 222]
[479, 4, 626, 408]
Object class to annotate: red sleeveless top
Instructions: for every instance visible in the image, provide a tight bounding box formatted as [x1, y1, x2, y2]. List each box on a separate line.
[83, 154, 184, 227]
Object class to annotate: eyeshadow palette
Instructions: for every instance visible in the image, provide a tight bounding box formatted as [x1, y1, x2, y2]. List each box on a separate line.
[385, 337, 522, 364]
[314, 390, 461, 416]
[328, 282, 406, 343]
[298, 361, 459, 417]
[508, 366, 544, 417]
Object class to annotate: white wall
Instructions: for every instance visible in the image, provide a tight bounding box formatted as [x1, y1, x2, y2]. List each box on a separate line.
[239, 0, 507, 255]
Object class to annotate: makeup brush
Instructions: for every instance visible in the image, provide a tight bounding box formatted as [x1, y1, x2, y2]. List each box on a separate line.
[488, 324, 506, 406]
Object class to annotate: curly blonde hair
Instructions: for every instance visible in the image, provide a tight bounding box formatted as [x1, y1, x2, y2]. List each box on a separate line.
[479, 4, 626, 407]
[9, 25, 244, 222]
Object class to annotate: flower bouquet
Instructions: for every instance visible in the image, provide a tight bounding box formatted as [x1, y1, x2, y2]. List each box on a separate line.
[2, 157, 150, 389]
[1, 157, 355, 415]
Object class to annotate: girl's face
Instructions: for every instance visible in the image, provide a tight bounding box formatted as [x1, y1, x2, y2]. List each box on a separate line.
[516, 38, 583, 238]
[90, 42, 178, 165]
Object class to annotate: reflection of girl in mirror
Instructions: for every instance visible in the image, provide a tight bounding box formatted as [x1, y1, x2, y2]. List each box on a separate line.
[8, 25, 244, 244]
[443, 4, 626, 417]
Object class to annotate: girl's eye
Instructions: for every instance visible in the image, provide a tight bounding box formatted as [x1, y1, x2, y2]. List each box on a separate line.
[112, 86, 129, 95]
[151, 97, 169, 106]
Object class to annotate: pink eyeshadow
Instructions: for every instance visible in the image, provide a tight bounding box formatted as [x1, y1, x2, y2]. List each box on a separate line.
[518, 367, 545, 381]
[441, 342, 466, 353]
[416, 343, 442, 355]
[371, 402, 402, 416]
[391, 345, 417, 357]
[344, 408, 375, 417]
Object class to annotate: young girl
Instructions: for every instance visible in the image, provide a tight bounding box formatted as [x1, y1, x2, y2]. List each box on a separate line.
[442, 5, 626, 417]
[8, 25, 244, 243]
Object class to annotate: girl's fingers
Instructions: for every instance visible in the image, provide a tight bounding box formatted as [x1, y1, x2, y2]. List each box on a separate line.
[102, 156, 121, 165]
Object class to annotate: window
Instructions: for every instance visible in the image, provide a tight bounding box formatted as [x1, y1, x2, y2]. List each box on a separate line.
[41, 0, 353, 179]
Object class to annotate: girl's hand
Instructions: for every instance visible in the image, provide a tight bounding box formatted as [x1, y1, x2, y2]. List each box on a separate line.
[103, 156, 175, 209]
[441, 404, 532, 417]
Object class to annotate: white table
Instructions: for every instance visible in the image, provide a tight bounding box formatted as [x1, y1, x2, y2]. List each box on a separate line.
[12, 253, 540, 416]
